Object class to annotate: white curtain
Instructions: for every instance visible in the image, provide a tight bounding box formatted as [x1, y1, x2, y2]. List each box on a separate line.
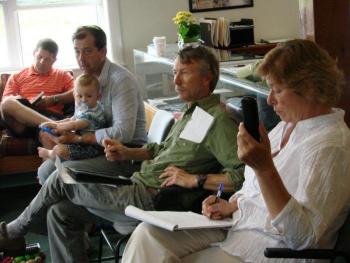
[103, 0, 125, 65]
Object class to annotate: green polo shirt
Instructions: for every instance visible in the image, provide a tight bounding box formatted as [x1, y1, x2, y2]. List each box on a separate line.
[132, 94, 244, 190]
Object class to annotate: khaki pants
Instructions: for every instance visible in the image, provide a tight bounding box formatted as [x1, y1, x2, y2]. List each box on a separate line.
[122, 223, 245, 263]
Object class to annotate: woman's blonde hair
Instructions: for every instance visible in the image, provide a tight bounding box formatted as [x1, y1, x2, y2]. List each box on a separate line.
[256, 39, 344, 107]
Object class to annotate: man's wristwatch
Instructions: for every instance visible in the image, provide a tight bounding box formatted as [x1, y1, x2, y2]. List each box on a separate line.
[196, 174, 207, 188]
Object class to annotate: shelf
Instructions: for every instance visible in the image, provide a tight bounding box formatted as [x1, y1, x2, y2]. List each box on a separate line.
[218, 43, 277, 56]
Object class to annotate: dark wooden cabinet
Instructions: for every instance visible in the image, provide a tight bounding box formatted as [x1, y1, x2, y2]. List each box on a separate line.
[220, 43, 277, 56]
[299, 0, 350, 126]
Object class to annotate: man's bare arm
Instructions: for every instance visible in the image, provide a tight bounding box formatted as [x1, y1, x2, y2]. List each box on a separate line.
[104, 138, 151, 161]
[41, 89, 74, 106]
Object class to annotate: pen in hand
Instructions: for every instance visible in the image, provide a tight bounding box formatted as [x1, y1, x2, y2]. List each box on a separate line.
[215, 183, 224, 203]
[209, 183, 224, 219]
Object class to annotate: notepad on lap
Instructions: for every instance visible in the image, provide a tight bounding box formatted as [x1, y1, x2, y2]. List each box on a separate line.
[125, 205, 232, 231]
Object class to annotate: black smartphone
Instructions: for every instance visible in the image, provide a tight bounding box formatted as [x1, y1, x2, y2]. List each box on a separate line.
[241, 96, 260, 141]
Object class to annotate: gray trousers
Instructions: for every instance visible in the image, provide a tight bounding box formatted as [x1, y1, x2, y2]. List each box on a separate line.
[37, 156, 137, 185]
[13, 171, 155, 263]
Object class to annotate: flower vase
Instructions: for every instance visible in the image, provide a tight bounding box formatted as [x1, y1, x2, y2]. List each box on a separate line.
[178, 34, 201, 49]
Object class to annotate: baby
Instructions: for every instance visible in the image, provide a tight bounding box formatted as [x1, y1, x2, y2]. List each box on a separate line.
[38, 73, 105, 160]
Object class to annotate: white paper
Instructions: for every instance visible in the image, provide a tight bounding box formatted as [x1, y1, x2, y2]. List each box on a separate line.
[221, 60, 262, 78]
[56, 157, 77, 184]
[60, 169, 78, 184]
[217, 17, 230, 47]
[125, 205, 233, 231]
[179, 106, 214, 143]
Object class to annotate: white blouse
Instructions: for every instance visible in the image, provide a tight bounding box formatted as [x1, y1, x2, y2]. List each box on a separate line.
[220, 109, 350, 263]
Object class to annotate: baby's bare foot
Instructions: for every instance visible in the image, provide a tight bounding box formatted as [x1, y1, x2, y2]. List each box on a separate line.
[37, 146, 50, 160]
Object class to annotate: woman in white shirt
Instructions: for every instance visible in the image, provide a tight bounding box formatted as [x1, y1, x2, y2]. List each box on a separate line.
[121, 39, 350, 263]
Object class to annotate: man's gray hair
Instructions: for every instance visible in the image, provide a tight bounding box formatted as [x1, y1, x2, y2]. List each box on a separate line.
[177, 45, 219, 92]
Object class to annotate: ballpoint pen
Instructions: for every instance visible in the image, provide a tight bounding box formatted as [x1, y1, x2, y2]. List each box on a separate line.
[215, 183, 224, 203]
[209, 183, 224, 219]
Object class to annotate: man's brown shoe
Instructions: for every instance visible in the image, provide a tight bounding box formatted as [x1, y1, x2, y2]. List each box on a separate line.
[0, 222, 25, 256]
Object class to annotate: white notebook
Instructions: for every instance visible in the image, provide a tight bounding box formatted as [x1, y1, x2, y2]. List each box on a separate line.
[125, 205, 233, 231]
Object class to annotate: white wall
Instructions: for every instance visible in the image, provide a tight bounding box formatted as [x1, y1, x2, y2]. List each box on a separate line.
[118, 0, 300, 69]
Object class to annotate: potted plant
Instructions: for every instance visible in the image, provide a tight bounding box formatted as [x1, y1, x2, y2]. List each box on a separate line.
[173, 11, 201, 48]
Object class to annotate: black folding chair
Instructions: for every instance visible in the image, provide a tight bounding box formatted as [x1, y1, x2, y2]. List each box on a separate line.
[265, 212, 350, 263]
[91, 110, 175, 262]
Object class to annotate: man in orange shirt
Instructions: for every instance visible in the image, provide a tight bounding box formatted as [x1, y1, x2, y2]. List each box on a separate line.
[0, 38, 74, 145]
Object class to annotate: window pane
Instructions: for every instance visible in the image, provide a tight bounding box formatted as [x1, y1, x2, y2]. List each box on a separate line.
[18, 5, 99, 68]
[0, 5, 9, 68]
[16, 0, 97, 6]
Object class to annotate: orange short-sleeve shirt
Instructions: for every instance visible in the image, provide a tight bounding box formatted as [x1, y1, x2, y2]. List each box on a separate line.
[3, 66, 74, 114]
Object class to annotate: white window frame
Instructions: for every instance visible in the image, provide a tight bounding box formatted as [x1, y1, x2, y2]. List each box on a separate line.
[0, 0, 123, 72]
[103, 0, 124, 66]
[1, 0, 22, 70]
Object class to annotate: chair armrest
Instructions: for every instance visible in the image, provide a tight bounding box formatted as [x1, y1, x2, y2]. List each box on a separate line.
[264, 247, 350, 261]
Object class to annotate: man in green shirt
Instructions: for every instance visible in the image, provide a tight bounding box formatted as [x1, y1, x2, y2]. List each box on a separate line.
[105, 46, 243, 192]
[0, 46, 244, 262]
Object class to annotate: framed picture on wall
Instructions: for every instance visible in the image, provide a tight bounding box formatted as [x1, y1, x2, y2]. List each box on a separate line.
[189, 0, 253, 13]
